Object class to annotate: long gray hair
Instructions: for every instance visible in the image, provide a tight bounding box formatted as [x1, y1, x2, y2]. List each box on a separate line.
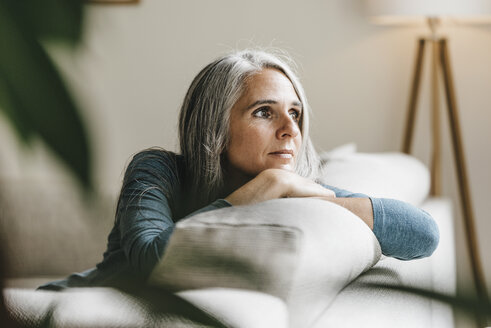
[179, 49, 320, 204]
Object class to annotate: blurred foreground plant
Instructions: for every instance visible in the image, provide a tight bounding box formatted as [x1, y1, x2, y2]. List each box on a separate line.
[0, 3, 227, 327]
[0, 1, 90, 326]
[0, 0, 92, 192]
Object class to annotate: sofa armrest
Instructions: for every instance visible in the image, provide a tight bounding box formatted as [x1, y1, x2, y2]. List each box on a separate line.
[149, 198, 381, 328]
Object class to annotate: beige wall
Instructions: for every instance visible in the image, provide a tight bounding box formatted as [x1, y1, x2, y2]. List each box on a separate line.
[1, 0, 490, 325]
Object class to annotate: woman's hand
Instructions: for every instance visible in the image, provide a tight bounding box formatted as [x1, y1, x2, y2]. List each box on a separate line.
[224, 169, 373, 230]
[224, 168, 335, 206]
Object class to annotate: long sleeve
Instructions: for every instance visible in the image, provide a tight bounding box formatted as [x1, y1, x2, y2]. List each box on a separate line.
[321, 184, 440, 260]
[116, 150, 232, 277]
[116, 150, 180, 277]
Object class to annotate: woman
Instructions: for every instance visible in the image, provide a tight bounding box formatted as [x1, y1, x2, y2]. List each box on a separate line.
[39, 49, 439, 290]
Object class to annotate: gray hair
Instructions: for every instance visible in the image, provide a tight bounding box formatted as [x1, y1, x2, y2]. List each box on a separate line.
[179, 49, 320, 204]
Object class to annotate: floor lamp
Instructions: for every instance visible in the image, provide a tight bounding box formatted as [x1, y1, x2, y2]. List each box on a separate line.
[365, 0, 491, 325]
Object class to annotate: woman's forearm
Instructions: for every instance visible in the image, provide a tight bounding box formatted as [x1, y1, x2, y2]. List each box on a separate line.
[370, 198, 439, 260]
[327, 197, 374, 230]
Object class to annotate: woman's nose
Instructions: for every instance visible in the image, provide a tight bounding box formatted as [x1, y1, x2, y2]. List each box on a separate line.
[276, 113, 300, 139]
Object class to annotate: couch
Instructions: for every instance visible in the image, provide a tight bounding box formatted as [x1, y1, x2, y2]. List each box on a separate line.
[1, 145, 456, 327]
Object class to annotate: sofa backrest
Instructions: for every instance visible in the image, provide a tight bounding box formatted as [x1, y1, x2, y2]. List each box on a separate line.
[0, 178, 116, 278]
[318, 145, 430, 206]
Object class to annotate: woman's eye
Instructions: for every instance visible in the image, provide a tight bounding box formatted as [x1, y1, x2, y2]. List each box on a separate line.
[289, 110, 300, 121]
[253, 107, 271, 118]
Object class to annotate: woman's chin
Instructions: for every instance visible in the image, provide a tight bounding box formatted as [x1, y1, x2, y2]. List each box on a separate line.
[267, 163, 295, 172]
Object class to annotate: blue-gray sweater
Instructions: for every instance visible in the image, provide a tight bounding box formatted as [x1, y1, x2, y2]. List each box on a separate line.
[38, 149, 439, 290]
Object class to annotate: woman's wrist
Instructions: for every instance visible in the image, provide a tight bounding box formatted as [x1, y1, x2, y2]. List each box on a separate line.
[225, 169, 284, 205]
[258, 169, 286, 197]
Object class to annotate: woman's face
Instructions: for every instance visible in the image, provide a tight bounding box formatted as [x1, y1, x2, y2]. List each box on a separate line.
[226, 68, 302, 179]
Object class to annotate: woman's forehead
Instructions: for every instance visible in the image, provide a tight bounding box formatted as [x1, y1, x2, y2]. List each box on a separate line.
[241, 68, 300, 103]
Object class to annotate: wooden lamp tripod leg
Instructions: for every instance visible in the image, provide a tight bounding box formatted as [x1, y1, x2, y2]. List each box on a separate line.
[404, 35, 488, 325]
[431, 39, 442, 196]
[402, 38, 426, 154]
[439, 38, 489, 323]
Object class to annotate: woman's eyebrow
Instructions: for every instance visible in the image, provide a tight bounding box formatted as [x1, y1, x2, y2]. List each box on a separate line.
[291, 100, 303, 109]
[245, 99, 303, 111]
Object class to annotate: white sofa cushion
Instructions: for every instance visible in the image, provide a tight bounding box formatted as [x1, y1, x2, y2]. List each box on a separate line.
[318, 143, 430, 206]
[148, 198, 381, 328]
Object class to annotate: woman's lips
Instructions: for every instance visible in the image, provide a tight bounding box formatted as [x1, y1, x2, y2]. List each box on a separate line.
[268, 150, 294, 159]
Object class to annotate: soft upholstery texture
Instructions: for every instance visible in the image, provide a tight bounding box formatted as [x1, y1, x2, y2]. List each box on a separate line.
[318, 143, 430, 206]
[148, 198, 381, 328]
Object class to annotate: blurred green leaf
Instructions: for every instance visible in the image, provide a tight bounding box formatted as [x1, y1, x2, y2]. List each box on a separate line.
[0, 2, 92, 191]
[0, 76, 35, 144]
[361, 282, 491, 323]
[0, 0, 83, 43]
[118, 283, 231, 328]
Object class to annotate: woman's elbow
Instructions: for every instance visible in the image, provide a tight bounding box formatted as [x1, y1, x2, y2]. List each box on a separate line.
[400, 212, 440, 260]
[419, 214, 440, 257]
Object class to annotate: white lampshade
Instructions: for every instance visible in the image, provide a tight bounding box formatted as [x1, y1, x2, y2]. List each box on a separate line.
[366, 0, 491, 25]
